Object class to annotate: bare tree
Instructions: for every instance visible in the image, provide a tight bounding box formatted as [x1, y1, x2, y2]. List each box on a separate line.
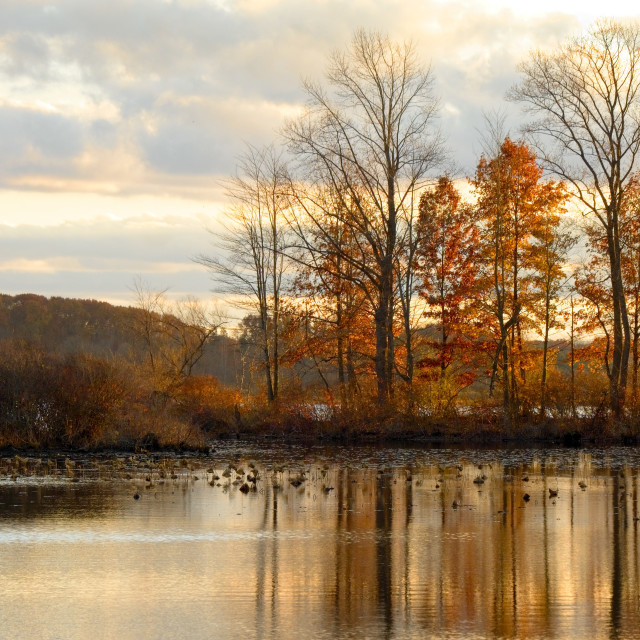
[395, 185, 429, 392]
[509, 19, 640, 417]
[285, 29, 446, 406]
[131, 278, 223, 395]
[196, 145, 289, 403]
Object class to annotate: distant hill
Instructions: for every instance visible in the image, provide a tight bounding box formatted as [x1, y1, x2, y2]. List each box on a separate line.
[0, 293, 241, 386]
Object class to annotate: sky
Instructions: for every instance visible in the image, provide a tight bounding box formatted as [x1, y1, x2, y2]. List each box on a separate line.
[1, 0, 639, 310]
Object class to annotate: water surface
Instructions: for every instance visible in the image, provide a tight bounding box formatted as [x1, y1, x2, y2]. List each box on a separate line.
[1, 444, 639, 639]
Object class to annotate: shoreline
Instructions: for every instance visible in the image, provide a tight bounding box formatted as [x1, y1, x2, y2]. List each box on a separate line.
[1, 421, 638, 456]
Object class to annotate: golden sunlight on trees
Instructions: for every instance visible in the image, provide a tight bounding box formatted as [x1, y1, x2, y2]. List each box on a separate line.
[285, 29, 447, 407]
[284, 199, 371, 408]
[531, 195, 575, 418]
[574, 172, 640, 415]
[185, 26, 640, 435]
[472, 138, 570, 426]
[196, 145, 290, 404]
[510, 19, 640, 419]
[415, 177, 480, 412]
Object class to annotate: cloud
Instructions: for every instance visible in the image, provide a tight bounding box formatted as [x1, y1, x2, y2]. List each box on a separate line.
[0, 257, 84, 273]
[1, 0, 637, 307]
[0, 214, 215, 262]
[0, 214, 222, 303]
[0, 105, 84, 174]
[0, 0, 600, 197]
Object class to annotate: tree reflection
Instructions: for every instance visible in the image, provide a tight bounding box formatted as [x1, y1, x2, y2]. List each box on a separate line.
[240, 455, 640, 639]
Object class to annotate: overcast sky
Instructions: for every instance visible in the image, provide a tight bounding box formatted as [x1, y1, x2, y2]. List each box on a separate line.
[1, 0, 638, 309]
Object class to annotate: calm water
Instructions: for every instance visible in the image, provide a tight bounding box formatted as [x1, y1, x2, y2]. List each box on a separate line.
[1, 444, 640, 640]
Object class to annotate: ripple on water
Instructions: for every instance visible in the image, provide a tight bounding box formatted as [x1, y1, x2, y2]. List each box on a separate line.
[1, 445, 639, 640]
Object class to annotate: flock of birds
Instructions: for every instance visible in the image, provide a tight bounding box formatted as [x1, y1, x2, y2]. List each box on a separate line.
[0, 452, 610, 512]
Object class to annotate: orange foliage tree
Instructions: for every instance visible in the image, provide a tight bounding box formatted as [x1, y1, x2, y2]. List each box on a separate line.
[285, 187, 378, 407]
[415, 177, 481, 409]
[473, 138, 568, 424]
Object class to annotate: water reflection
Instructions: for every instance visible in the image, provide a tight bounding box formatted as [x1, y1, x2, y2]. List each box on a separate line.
[0, 481, 118, 519]
[0, 447, 639, 639]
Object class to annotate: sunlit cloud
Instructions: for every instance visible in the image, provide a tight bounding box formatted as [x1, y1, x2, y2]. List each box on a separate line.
[0, 214, 220, 302]
[0, 258, 84, 273]
[0, 0, 592, 196]
[0, 0, 638, 303]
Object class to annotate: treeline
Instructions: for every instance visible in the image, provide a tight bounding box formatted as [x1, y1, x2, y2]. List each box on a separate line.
[0, 293, 240, 385]
[206, 139, 630, 432]
[199, 23, 640, 437]
[6, 21, 640, 448]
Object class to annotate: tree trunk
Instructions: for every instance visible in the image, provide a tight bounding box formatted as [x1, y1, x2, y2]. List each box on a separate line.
[633, 296, 639, 403]
[336, 293, 347, 408]
[374, 303, 390, 405]
[570, 296, 576, 419]
[502, 340, 511, 429]
[262, 315, 275, 403]
[375, 256, 396, 406]
[540, 292, 551, 419]
[440, 313, 447, 380]
[374, 176, 398, 406]
[608, 220, 630, 419]
[346, 338, 357, 399]
[386, 293, 395, 398]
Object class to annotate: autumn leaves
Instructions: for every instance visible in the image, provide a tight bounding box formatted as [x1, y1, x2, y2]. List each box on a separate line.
[201, 24, 640, 427]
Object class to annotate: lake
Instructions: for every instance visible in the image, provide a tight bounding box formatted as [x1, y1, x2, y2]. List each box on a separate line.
[1, 443, 639, 640]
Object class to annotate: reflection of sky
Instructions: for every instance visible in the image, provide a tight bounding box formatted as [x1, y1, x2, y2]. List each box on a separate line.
[1, 450, 640, 639]
[1, 0, 639, 304]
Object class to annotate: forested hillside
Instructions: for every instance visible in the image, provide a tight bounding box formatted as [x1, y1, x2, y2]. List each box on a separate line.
[0, 294, 241, 387]
[0, 293, 246, 449]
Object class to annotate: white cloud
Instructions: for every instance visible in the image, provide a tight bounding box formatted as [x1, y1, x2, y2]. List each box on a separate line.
[0, 0, 638, 303]
[0, 257, 83, 273]
[0, 0, 597, 195]
[0, 214, 221, 302]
